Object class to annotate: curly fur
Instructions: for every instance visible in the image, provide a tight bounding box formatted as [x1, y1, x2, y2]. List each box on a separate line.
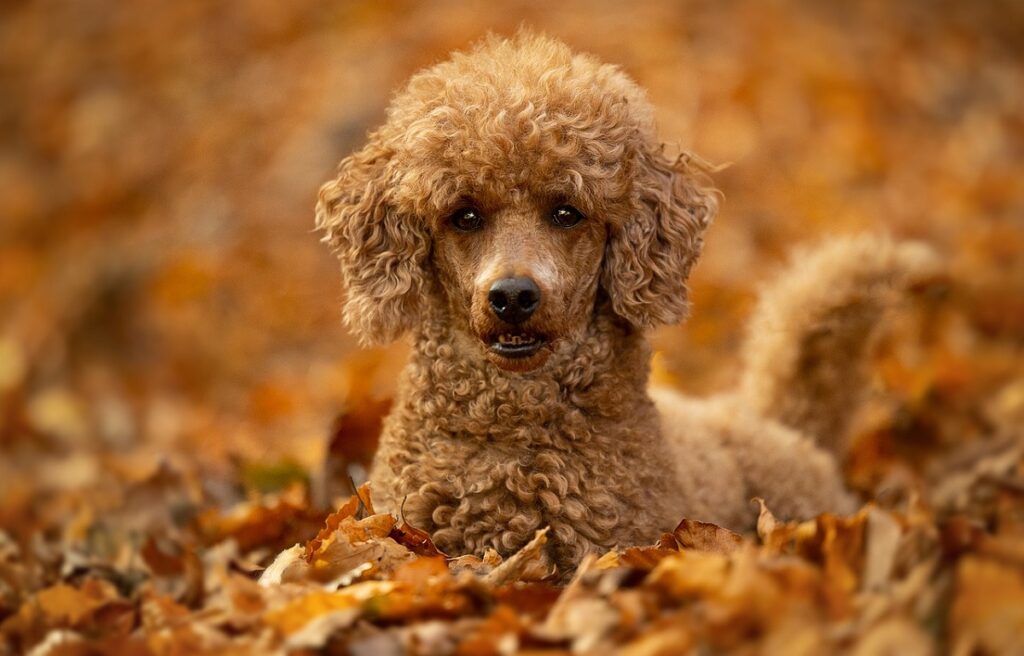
[316, 32, 924, 574]
[739, 236, 940, 454]
[316, 140, 431, 344]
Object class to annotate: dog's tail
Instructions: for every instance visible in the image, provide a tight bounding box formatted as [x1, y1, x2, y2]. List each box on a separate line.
[737, 235, 940, 455]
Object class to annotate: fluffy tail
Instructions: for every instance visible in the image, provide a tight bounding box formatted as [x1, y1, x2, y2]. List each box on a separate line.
[738, 235, 940, 455]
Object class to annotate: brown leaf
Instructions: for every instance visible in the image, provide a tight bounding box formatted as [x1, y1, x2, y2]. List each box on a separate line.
[816, 513, 867, 618]
[754, 498, 819, 554]
[1, 579, 136, 650]
[304, 483, 372, 562]
[309, 529, 411, 584]
[950, 555, 1024, 655]
[196, 490, 326, 555]
[448, 549, 503, 577]
[491, 583, 562, 621]
[455, 605, 523, 656]
[141, 535, 186, 577]
[673, 518, 744, 554]
[392, 556, 450, 585]
[484, 528, 554, 586]
[139, 590, 191, 633]
[389, 520, 446, 558]
[618, 546, 677, 571]
[646, 550, 732, 600]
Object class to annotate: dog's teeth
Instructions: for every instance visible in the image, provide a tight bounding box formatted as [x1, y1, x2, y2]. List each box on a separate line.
[496, 334, 538, 348]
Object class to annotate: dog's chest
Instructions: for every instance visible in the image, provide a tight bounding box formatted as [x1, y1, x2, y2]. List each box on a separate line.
[371, 334, 671, 570]
[383, 412, 663, 569]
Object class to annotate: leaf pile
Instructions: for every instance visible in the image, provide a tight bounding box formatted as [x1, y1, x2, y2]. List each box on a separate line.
[1, 0, 1022, 654]
[4, 443, 1024, 656]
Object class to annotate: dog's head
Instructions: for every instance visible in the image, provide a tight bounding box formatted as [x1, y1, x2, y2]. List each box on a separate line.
[317, 32, 717, 372]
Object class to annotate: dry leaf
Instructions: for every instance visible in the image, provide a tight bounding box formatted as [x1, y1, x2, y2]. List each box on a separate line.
[673, 518, 745, 554]
[484, 528, 553, 586]
[949, 556, 1024, 655]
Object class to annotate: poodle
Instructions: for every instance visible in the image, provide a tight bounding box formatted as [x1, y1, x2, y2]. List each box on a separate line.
[315, 32, 931, 574]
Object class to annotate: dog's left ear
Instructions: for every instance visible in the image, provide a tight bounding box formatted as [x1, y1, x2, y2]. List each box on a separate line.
[316, 136, 431, 345]
[602, 149, 718, 328]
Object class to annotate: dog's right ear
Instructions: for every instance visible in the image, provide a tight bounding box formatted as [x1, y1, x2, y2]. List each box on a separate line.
[315, 137, 430, 345]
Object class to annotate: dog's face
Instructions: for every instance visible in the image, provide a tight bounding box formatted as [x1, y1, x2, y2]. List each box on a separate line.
[429, 185, 608, 371]
[316, 33, 717, 372]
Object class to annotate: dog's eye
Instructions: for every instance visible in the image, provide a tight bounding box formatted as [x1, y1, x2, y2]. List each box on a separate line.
[450, 207, 484, 232]
[551, 204, 585, 228]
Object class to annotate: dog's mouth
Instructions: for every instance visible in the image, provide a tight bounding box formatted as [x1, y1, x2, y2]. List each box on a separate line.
[486, 331, 547, 359]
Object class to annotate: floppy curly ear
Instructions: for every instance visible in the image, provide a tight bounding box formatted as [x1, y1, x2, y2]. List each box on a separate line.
[315, 137, 430, 345]
[602, 150, 718, 328]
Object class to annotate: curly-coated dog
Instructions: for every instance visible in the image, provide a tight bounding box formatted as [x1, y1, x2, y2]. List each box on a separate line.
[316, 32, 932, 574]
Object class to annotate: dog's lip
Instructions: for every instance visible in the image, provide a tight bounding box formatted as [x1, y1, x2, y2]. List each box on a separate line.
[485, 331, 547, 359]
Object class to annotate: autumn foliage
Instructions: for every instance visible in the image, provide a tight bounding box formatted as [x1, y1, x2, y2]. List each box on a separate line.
[1, 1, 1023, 654]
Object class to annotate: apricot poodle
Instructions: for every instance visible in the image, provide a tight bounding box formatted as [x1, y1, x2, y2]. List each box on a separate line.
[316, 32, 932, 574]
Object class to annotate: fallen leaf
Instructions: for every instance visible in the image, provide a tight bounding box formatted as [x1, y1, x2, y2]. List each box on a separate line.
[861, 507, 902, 591]
[390, 521, 446, 558]
[949, 555, 1024, 655]
[484, 528, 554, 586]
[673, 518, 745, 554]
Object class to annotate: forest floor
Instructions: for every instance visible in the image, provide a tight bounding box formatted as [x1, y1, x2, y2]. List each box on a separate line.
[1, 1, 1023, 654]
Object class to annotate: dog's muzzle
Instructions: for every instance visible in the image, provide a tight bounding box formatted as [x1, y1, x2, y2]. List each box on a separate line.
[486, 276, 545, 358]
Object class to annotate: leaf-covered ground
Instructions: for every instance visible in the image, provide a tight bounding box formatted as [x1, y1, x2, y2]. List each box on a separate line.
[1, 1, 1023, 654]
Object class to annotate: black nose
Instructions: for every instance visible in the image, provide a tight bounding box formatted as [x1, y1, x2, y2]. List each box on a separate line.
[488, 276, 541, 324]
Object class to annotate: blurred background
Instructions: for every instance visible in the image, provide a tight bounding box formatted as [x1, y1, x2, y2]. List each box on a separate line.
[1, 0, 1022, 537]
